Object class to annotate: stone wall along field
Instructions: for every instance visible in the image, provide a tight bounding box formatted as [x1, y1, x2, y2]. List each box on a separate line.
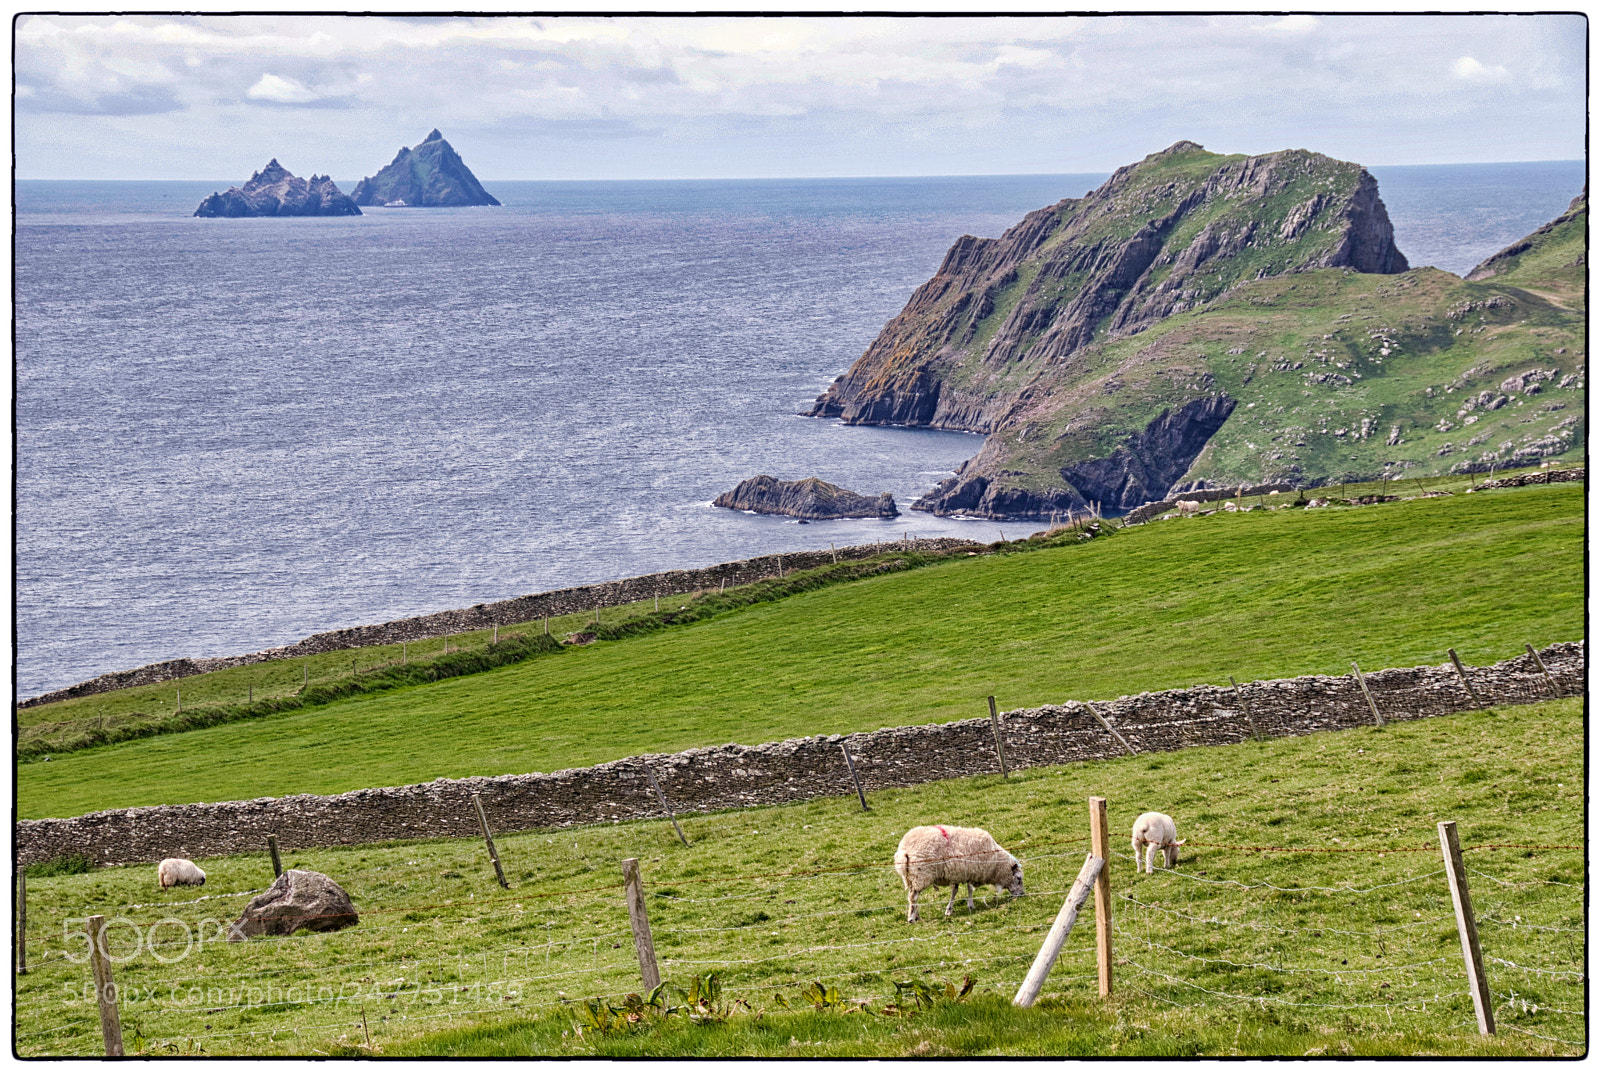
[16, 643, 1581, 867]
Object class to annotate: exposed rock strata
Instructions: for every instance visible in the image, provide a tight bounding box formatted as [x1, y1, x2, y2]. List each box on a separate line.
[351, 129, 500, 207]
[193, 160, 361, 217]
[713, 475, 898, 519]
[1467, 188, 1587, 280]
[16, 643, 1581, 864]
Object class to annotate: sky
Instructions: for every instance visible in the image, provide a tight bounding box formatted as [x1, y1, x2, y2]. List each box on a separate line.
[12, 12, 1589, 181]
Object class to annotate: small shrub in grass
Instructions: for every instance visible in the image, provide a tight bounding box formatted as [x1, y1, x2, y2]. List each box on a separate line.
[25, 852, 94, 877]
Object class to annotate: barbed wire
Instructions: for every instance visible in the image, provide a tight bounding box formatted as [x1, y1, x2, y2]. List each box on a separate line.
[1495, 1021, 1585, 1048]
[1485, 956, 1584, 980]
[1120, 959, 1454, 1012]
[1141, 864, 1448, 894]
[1479, 914, 1585, 934]
[1118, 891, 1454, 937]
[1467, 868, 1582, 889]
[1115, 926, 1457, 978]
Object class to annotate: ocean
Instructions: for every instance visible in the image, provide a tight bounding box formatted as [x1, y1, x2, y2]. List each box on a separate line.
[14, 160, 1585, 698]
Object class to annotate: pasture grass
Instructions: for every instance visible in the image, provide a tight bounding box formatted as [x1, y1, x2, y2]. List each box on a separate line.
[15, 697, 1582, 1057]
[17, 479, 1583, 819]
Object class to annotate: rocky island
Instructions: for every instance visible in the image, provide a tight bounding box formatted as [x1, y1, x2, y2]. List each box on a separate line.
[809, 141, 1585, 518]
[351, 129, 500, 208]
[713, 476, 899, 520]
[193, 160, 361, 217]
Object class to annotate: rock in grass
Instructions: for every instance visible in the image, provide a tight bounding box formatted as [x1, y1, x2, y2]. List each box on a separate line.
[714, 475, 899, 520]
[194, 160, 361, 217]
[228, 869, 358, 940]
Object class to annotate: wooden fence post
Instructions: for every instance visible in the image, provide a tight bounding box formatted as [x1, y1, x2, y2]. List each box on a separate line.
[1086, 704, 1137, 756]
[1229, 676, 1262, 741]
[1447, 649, 1487, 709]
[1089, 796, 1113, 998]
[644, 767, 689, 847]
[267, 834, 283, 879]
[471, 794, 510, 889]
[1351, 662, 1385, 728]
[987, 696, 1010, 778]
[15, 871, 26, 976]
[840, 743, 870, 811]
[1525, 643, 1561, 697]
[1438, 820, 1495, 1035]
[1013, 852, 1104, 1007]
[621, 858, 661, 990]
[85, 915, 124, 1056]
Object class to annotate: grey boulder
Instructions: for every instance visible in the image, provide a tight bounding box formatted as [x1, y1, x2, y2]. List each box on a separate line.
[228, 869, 359, 940]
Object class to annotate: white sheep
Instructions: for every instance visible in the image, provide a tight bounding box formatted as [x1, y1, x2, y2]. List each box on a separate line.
[894, 825, 1023, 922]
[1176, 500, 1201, 517]
[157, 858, 206, 889]
[1130, 812, 1184, 874]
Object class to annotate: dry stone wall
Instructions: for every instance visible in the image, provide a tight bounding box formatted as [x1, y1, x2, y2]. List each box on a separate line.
[20, 536, 983, 708]
[17, 642, 1581, 867]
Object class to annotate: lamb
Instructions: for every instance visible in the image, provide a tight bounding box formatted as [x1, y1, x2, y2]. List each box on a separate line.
[1130, 812, 1184, 874]
[157, 858, 206, 889]
[893, 825, 1023, 922]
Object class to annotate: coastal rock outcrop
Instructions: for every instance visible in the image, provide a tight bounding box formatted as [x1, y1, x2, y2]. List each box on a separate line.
[806, 141, 1583, 519]
[351, 129, 500, 208]
[713, 475, 898, 519]
[193, 160, 361, 217]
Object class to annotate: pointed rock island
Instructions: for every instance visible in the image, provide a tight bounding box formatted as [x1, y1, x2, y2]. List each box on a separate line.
[351, 129, 501, 208]
[193, 160, 361, 217]
[713, 476, 899, 520]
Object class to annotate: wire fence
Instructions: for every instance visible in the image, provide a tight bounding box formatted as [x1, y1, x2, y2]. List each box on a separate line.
[14, 829, 1584, 1057]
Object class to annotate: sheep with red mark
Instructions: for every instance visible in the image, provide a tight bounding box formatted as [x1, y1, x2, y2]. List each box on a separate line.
[893, 825, 1023, 922]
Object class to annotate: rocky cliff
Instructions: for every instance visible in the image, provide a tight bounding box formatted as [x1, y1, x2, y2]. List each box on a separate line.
[351, 129, 501, 208]
[713, 475, 898, 519]
[193, 160, 361, 217]
[808, 142, 1584, 518]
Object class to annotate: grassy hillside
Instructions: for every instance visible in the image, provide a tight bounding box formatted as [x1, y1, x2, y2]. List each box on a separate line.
[18, 480, 1583, 819]
[15, 697, 1582, 1056]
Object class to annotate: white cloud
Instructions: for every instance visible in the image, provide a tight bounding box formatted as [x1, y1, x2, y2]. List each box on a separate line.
[1267, 15, 1321, 36]
[1453, 56, 1509, 82]
[245, 72, 320, 104]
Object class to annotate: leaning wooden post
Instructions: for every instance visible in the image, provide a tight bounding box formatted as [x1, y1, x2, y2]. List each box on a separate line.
[621, 858, 661, 990]
[1089, 796, 1113, 998]
[1438, 821, 1495, 1035]
[1447, 648, 1487, 709]
[1086, 704, 1137, 756]
[839, 743, 870, 811]
[267, 834, 283, 878]
[1013, 852, 1104, 1007]
[85, 916, 124, 1056]
[15, 871, 26, 976]
[1229, 676, 1262, 741]
[471, 793, 510, 889]
[987, 696, 1010, 778]
[644, 767, 689, 847]
[1525, 643, 1561, 697]
[1351, 662, 1385, 728]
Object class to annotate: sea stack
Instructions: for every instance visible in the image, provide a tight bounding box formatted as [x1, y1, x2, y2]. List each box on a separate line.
[193, 160, 361, 217]
[351, 129, 501, 207]
[713, 476, 899, 520]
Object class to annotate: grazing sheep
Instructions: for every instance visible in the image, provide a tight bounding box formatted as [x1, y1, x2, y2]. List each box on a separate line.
[1176, 500, 1201, 517]
[894, 825, 1023, 922]
[1130, 812, 1184, 874]
[158, 858, 206, 889]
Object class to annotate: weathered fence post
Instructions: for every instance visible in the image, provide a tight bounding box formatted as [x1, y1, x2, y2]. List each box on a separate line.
[1351, 662, 1385, 728]
[1086, 704, 1136, 756]
[987, 696, 1010, 778]
[840, 743, 870, 811]
[1447, 648, 1487, 709]
[1438, 820, 1495, 1036]
[1525, 643, 1561, 697]
[15, 871, 26, 976]
[1089, 796, 1113, 998]
[1229, 675, 1262, 741]
[471, 793, 510, 889]
[644, 767, 689, 847]
[1013, 852, 1104, 1007]
[621, 858, 661, 990]
[267, 834, 283, 878]
[85, 916, 124, 1056]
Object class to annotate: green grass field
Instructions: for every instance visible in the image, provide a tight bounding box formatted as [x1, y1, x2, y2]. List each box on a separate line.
[16, 697, 1582, 1056]
[18, 481, 1582, 819]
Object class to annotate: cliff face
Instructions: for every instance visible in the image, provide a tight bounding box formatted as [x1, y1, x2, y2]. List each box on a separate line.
[193, 160, 361, 217]
[351, 130, 501, 208]
[804, 142, 1583, 519]
[713, 475, 898, 519]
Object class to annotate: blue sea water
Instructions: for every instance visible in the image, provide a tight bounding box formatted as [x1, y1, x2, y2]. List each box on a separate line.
[14, 161, 1585, 698]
